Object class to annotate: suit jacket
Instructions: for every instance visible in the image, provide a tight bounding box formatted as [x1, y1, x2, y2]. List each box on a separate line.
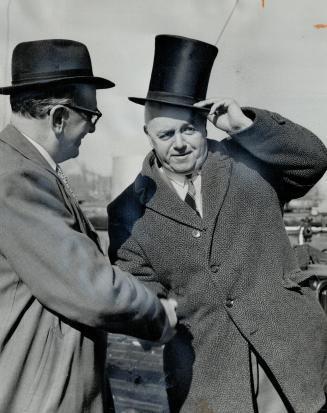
[108, 108, 327, 413]
[0, 125, 168, 413]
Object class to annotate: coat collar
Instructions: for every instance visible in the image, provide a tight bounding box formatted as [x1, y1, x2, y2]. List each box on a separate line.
[0, 124, 56, 174]
[201, 140, 232, 223]
[0, 124, 103, 251]
[134, 140, 232, 229]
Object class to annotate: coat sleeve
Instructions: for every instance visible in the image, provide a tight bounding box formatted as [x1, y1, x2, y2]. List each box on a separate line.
[0, 166, 168, 341]
[226, 108, 327, 202]
[108, 191, 168, 298]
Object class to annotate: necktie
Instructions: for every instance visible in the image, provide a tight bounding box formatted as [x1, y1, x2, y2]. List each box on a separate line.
[56, 164, 78, 203]
[185, 175, 200, 216]
[56, 164, 102, 250]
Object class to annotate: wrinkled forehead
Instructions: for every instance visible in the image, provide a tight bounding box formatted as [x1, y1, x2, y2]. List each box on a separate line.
[144, 102, 206, 127]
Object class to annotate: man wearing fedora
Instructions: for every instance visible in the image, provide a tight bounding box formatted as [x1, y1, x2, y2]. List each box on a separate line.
[108, 35, 327, 412]
[0, 39, 178, 413]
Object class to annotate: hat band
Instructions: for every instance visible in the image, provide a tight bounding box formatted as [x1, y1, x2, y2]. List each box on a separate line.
[146, 91, 201, 105]
[12, 68, 94, 84]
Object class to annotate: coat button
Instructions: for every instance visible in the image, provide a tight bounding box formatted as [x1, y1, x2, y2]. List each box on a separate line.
[225, 298, 234, 308]
[191, 229, 201, 238]
[210, 264, 220, 273]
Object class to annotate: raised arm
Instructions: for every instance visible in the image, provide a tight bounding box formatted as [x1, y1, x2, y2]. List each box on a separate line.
[195, 98, 327, 201]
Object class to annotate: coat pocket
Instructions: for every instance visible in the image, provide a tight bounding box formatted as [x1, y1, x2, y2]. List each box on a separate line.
[282, 268, 313, 290]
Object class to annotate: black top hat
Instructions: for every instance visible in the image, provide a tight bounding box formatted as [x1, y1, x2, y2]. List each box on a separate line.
[129, 35, 218, 111]
[0, 39, 114, 95]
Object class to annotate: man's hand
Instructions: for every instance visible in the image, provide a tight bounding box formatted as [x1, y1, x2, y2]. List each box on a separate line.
[194, 98, 253, 134]
[159, 298, 178, 343]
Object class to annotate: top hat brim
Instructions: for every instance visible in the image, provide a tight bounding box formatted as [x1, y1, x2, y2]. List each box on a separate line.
[129, 96, 210, 112]
[0, 75, 115, 95]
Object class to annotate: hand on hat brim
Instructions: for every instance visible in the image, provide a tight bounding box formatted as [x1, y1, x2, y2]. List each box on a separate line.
[194, 98, 253, 133]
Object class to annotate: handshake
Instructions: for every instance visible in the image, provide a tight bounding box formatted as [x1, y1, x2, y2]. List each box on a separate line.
[159, 298, 178, 344]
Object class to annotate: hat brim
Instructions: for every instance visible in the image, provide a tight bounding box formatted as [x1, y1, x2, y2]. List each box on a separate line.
[0, 76, 115, 95]
[129, 96, 210, 112]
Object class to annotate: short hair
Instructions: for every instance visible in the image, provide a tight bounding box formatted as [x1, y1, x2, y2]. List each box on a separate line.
[10, 85, 75, 119]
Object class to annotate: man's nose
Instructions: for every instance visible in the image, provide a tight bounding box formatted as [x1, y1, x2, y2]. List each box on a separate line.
[88, 122, 96, 134]
[174, 132, 187, 150]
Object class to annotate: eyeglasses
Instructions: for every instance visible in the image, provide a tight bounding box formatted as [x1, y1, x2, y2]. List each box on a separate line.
[63, 104, 102, 126]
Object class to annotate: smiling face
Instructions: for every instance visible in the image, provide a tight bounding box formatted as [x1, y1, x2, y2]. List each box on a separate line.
[145, 104, 208, 175]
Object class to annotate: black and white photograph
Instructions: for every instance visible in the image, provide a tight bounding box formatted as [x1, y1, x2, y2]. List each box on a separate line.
[0, 1, 327, 412]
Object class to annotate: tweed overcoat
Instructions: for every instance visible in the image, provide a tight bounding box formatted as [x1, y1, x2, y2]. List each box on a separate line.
[0, 125, 168, 413]
[108, 108, 327, 413]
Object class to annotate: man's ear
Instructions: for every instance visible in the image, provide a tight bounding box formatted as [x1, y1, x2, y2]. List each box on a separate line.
[195, 117, 208, 138]
[197, 122, 207, 138]
[144, 125, 154, 148]
[49, 106, 68, 134]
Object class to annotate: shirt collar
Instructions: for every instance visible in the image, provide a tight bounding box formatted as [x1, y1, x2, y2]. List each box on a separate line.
[21, 132, 57, 170]
[160, 166, 201, 188]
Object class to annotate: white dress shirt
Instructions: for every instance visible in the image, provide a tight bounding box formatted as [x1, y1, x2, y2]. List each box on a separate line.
[159, 167, 203, 217]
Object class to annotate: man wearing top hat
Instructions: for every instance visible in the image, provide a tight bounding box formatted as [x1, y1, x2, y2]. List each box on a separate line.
[0, 39, 178, 413]
[108, 35, 327, 412]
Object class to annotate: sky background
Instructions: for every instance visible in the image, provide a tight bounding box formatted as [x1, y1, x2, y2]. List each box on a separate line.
[0, 0, 326, 197]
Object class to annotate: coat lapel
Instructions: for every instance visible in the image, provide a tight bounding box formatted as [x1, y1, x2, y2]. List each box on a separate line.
[0, 125, 57, 171]
[0, 124, 103, 252]
[136, 141, 232, 229]
[136, 152, 203, 229]
[201, 140, 232, 223]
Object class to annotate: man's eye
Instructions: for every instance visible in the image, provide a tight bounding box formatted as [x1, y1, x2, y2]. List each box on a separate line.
[183, 126, 196, 134]
[158, 131, 174, 139]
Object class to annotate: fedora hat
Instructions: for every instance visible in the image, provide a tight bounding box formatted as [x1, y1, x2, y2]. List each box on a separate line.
[129, 35, 218, 112]
[0, 39, 114, 95]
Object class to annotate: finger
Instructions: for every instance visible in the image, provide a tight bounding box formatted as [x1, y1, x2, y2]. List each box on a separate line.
[193, 99, 213, 109]
[209, 102, 228, 116]
[159, 327, 176, 345]
[160, 299, 178, 324]
[207, 113, 218, 125]
[194, 97, 224, 108]
[210, 98, 237, 115]
[168, 298, 178, 309]
[194, 97, 232, 109]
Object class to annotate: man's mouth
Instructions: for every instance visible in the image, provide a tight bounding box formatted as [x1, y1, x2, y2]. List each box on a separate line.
[171, 151, 192, 158]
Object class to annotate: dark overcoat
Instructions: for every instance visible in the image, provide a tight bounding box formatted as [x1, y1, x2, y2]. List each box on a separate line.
[0, 125, 168, 413]
[108, 108, 327, 413]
